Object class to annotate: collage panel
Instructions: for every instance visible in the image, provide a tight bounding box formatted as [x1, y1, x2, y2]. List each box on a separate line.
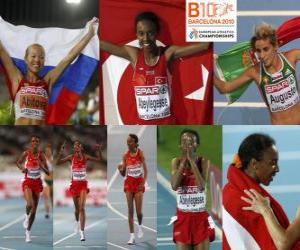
[0, 0, 99, 125]
[0, 126, 53, 249]
[214, 0, 300, 125]
[222, 125, 300, 249]
[100, 0, 213, 125]
[157, 126, 222, 250]
[53, 126, 107, 248]
[107, 126, 157, 249]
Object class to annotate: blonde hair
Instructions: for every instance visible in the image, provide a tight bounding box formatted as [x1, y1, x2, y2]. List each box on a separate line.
[24, 43, 45, 59]
[250, 23, 277, 49]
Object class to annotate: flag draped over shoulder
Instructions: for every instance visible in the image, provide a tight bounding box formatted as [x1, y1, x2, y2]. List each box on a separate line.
[216, 16, 300, 103]
[0, 17, 99, 124]
[223, 165, 291, 250]
[100, 0, 213, 125]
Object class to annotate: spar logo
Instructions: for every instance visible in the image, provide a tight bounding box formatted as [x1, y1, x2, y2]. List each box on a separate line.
[265, 80, 289, 94]
[135, 84, 168, 96]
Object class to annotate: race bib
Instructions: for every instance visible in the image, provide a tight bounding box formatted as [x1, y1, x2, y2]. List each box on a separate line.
[19, 86, 48, 119]
[265, 75, 299, 112]
[127, 164, 143, 178]
[177, 186, 206, 212]
[72, 171, 87, 181]
[134, 84, 171, 120]
[27, 169, 41, 179]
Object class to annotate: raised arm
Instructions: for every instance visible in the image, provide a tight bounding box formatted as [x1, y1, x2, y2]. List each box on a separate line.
[186, 150, 206, 189]
[44, 20, 97, 91]
[16, 151, 28, 173]
[165, 42, 210, 63]
[171, 157, 185, 191]
[100, 40, 139, 64]
[56, 142, 72, 165]
[284, 49, 300, 68]
[0, 40, 22, 97]
[242, 189, 300, 250]
[214, 66, 257, 94]
[85, 144, 103, 162]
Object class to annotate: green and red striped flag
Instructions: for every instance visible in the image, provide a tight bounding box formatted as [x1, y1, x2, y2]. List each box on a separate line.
[215, 17, 300, 103]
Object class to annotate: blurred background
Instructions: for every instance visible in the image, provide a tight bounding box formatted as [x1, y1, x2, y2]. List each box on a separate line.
[0, 0, 99, 125]
[0, 126, 107, 249]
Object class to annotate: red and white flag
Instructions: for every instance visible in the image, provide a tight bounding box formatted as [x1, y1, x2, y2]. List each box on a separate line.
[100, 0, 213, 125]
[223, 165, 295, 250]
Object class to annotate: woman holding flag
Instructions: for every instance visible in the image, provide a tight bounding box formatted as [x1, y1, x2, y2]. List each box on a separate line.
[0, 19, 97, 125]
[100, 11, 209, 125]
[214, 23, 300, 125]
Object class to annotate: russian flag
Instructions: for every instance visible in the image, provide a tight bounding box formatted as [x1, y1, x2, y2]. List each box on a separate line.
[0, 16, 99, 124]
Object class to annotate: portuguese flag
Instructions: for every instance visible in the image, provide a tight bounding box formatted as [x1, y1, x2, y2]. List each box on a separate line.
[215, 17, 300, 103]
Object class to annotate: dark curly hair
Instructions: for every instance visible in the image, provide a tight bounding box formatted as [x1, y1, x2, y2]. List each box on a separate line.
[238, 133, 275, 169]
[135, 11, 160, 33]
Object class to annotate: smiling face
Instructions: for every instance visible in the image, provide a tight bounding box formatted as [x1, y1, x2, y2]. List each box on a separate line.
[136, 20, 157, 51]
[253, 145, 279, 186]
[25, 44, 45, 74]
[180, 132, 198, 154]
[255, 39, 278, 68]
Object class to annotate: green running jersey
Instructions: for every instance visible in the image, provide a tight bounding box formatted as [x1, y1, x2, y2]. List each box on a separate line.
[260, 53, 299, 113]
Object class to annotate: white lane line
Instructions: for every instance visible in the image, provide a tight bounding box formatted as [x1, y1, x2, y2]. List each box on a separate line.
[2, 236, 38, 239]
[53, 219, 104, 246]
[0, 215, 24, 232]
[214, 102, 266, 108]
[53, 232, 77, 246]
[108, 216, 157, 221]
[157, 237, 172, 241]
[54, 246, 105, 249]
[107, 200, 156, 233]
[266, 185, 300, 194]
[0, 207, 44, 232]
[107, 242, 130, 250]
[238, 10, 300, 16]
[0, 247, 15, 250]
[107, 126, 156, 233]
[157, 171, 222, 239]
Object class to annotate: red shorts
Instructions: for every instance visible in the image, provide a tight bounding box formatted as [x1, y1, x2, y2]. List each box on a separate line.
[69, 181, 89, 197]
[22, 178, 43, 193]
[124, 176, 145, 193]
[173, 210, 209, 245]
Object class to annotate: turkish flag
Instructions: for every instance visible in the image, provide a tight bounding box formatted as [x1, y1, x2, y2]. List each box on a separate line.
[100, 0, 213, 125]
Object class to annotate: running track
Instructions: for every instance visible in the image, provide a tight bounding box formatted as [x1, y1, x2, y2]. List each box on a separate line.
[107, 126, 157, 249]
[0, 197, 52, 250]
[53, 206, 106, 249]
